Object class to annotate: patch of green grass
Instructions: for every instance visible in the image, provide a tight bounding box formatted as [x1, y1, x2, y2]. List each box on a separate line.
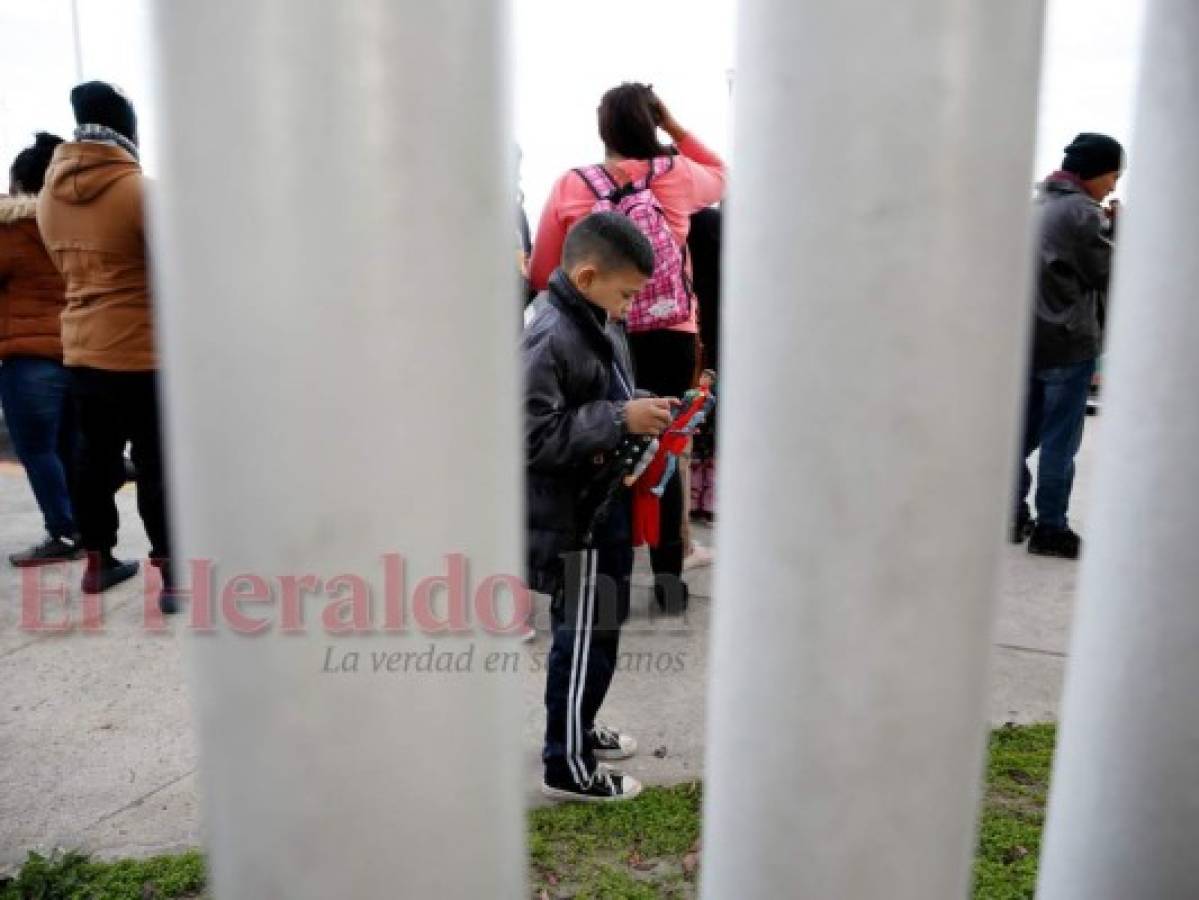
[0, 726, 1057, 900]
[529, 780, 702, 871]
[530, 725, 1058, 899]
[972, 723, 1057, 900]
[0, 849, 206, 900]
[529, 783, 702, 897]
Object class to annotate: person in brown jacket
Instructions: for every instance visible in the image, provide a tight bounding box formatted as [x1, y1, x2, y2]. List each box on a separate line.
[1, 132, 85, 566]
[37, 82, 175, 610]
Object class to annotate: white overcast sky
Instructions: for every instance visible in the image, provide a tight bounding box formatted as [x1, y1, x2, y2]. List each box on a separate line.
[1, 0, 1146, 214]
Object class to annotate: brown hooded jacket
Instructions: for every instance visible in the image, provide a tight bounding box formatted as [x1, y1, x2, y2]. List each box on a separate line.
[0, 195, 67, 360]
[37, 141, 155, 371]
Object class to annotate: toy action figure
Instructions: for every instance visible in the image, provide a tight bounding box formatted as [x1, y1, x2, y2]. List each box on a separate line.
[631, 387, 715, 548]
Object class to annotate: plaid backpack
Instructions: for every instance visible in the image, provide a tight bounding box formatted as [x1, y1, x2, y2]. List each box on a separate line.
[574, 158, 691, 332]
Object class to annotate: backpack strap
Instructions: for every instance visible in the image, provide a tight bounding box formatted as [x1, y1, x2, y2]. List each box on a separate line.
[634, 155, 675, 191]
[577, 157, 674, 202]
[574, 165, 622, 201]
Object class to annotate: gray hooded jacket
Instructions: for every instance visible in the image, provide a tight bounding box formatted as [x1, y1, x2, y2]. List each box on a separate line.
[1031, 174, 1114, 370]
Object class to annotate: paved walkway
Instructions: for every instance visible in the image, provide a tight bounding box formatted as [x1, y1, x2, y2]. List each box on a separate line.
[0, 426, 1096, 866]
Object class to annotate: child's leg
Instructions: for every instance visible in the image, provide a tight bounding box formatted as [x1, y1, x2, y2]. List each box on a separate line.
[580, 543, 632, 743]
[543, 549, 601, 787]
[542, 545, 633, 787]
[698, 457, 716, 516]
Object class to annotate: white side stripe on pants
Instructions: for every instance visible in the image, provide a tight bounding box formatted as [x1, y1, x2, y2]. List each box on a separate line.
[571, 549, 599, 786]
[563, 550, 595, 788]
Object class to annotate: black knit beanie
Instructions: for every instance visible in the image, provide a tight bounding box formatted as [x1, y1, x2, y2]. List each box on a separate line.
[70, 81, 138, 144]
[1062, 133, 1124, 180]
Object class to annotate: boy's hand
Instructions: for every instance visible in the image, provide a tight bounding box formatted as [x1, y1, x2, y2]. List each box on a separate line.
[625, 398, 675, 435]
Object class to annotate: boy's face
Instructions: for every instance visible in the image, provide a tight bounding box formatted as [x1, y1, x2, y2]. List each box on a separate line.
[569, 263, 648, 321]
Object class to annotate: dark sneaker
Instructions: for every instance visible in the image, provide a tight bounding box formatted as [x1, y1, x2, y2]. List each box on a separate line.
[541, 765, 642, 804]
[1028, 525, 1082, 560]
[80, 557, 140, 594]
[9, 534, 86, 567]
[1010, 515, 1035, 544]
[590, 723, 637, 761]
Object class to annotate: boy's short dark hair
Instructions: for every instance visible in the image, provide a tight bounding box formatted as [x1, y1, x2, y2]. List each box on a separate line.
[562, 212, 655, 278]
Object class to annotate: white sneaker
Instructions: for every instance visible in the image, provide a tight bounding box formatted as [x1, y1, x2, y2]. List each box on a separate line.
[683, 543, 714, 571]
[591, 723, 637, 760]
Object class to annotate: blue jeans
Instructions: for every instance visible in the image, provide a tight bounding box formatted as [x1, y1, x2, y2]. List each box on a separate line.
[0, 356, 78, 538]
[1016, 359, 1096, 530]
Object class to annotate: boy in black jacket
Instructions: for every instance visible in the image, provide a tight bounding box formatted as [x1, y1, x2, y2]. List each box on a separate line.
[524, 212, 674, 802]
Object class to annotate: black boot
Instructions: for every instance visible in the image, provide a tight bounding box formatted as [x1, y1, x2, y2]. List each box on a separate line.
[1027, 525, 1082, 560]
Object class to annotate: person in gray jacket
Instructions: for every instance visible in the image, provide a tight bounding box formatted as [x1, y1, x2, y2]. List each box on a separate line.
[1014, 133, 1124, 559]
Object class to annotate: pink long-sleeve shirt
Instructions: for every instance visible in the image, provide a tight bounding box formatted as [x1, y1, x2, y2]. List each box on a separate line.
[529, 132, 726, 333]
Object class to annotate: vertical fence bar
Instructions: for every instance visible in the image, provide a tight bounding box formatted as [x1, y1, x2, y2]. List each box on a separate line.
[1037, 2, 1199, 896]
[701, 1, 1046, 896]
[69, 0, 84, 81]
[149, 3, 523, 897]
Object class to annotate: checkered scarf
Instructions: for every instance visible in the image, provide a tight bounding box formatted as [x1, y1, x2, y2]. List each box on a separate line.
[74, 123, 139, 162]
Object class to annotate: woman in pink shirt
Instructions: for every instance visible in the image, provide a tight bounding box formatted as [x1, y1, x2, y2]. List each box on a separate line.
[530, 82, 726, 607]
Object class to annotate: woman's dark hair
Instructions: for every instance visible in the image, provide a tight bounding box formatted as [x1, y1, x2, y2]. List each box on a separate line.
[10, 132, 64, 194]
[598, 82, 669, 160]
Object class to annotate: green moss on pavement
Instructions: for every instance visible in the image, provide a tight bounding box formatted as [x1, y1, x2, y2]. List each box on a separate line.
[972, 723, 1057, 900]
[1, 725, 1058, 900]
[0, 849, 206, 900]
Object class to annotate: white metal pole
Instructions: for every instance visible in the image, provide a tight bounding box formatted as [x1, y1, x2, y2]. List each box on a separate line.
[70, 0, 84, 82]
[149, 4, 523, 898]
[1037, 2, 1199, 896]
[702, 2, 1046, 897]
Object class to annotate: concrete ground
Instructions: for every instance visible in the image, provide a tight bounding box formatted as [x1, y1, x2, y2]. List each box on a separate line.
[0, 425, 1097, 867]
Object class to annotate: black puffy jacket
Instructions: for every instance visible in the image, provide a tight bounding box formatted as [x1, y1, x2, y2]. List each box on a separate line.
[522, 269, 635, 594]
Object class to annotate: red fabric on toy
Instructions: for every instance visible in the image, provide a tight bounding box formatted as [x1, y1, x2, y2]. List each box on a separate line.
[630, 388, 713, 548]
